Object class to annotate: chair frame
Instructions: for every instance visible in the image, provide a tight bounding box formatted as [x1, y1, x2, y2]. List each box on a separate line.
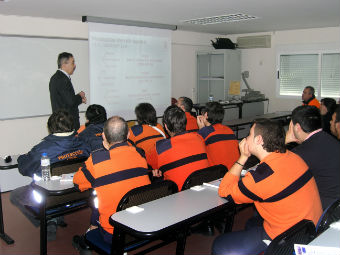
[316, 198, 340, 235]
[264, 219, 316, 255]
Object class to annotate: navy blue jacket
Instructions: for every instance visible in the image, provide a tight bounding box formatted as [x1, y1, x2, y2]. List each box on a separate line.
[18, 133, 91, 177]
[78, 123, 104, 151]
[292, 131, 340, 210]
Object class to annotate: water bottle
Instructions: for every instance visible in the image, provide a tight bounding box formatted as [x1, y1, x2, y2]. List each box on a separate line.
[41, 153, 51, 181]
[209, 94, 214, 102]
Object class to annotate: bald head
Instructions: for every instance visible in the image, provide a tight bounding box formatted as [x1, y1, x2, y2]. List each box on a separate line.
[103, 116, 128, 144]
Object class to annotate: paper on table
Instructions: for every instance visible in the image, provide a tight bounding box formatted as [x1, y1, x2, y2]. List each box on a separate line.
[126, 206, 144, 214]
[190, 185, 205, 191]
[294, 244, 340, 255]
[60, 173, 74, 182]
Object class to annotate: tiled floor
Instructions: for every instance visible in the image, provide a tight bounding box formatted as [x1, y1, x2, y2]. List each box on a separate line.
[0, 191, 254, 255]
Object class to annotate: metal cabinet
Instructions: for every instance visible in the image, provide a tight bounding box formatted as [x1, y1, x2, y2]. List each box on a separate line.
[197, 49, 241, 104]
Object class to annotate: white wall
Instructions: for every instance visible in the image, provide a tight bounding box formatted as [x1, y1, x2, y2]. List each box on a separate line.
[0, 15, 219, 156]
[228, 27, 340, 112]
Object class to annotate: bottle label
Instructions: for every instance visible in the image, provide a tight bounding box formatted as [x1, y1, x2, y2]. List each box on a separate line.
[41, 158, 50, 166]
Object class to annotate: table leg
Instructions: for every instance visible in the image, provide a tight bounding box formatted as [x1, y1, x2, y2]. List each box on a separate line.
[175, 227, 188, 255]
[111, 228, 125, 255]
[40, 201, 47, 255]
[0, 191, 14, 244]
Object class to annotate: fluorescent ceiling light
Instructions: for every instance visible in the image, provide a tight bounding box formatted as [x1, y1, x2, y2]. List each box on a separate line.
[182, 13, 259, 25]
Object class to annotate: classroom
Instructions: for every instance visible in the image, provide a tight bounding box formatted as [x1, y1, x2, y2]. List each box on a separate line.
[0, 0, 340, 254]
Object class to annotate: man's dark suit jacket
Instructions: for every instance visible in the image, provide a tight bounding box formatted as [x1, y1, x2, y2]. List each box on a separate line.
[49, 70, 82, 130]
[292, 131, 340, 210]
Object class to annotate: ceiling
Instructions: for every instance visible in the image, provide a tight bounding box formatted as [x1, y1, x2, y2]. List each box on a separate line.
[0, 0, 339, 34]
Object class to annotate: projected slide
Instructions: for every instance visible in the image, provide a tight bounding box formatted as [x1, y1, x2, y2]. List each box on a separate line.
[89, 23, 171, 120]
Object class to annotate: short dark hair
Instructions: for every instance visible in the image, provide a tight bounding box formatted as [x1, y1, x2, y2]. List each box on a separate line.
[85, 104, 107, 127]
[335, 104, 340, 123]
[202, 102, 224, 124]
[135, 103, 157, 126]
[304, 86, 315, 96]
[291, 105, 321, 133]
[48, 110, 74, 133]
[179, 97, 193, 112]
[103, 116, 128, 144]
[57, 52, 73, 69]
[253, 118, 286, 153]
[321, 98, 337, 114]
[163, 105, 186, 134]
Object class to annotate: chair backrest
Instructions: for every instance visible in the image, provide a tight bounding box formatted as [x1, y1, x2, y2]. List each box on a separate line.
[182, 164, 228, 190]
[264, 219, 316, 255]
[117, 180, 178, 211]
[50, 157, 87, 176]
[316, 198, 340, 235]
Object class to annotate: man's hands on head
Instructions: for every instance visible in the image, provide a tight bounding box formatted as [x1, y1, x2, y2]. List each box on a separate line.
[152, 169, 162, 177]
[197, 115, 206, 129]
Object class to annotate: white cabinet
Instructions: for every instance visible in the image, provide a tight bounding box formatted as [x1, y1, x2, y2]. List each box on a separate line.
[197, 49, 241, 104]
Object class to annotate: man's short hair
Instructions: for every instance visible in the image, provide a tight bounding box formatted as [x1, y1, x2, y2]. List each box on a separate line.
[85, 104, 107, 127]
[291, 105, 321, 133]
[135, 103, 157, 126]
[179, 97, 193, 112]
[103, 116, 128, 144]
[335, 104, 340, 123]
[253, 118, 286, 153]
[163, 105, 187, 134]
[321, 98, 337, 115]
[57, 52, 73, 69]
[304, 86, 315, 96]
[202, 102, 224, 124]
[48, 110, 74, 134]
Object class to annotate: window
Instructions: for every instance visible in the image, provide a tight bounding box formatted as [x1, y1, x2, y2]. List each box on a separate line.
[278, 52, 340, 98]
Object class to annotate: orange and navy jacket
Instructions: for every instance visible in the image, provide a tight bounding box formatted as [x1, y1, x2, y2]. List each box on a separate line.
[73, 142, 151, 234]
[185, 112, 199, 132]
[128, 124, 165, 159]
[147, 132, 209, 191]
[78, 123, 104, 151]
[18, 133, 91, 178]
[218, 151, 322, 239]
[302, 96, 320, 109]
[198, 123, 240, 170]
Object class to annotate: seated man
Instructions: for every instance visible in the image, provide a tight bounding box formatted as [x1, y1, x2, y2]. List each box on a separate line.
[197, 102, 239, 170]
[78, 104, 107, 151]
[213, 119, 322, 255]
[330, 104, 340, 140]
[302, 86, 320, 108]
[73, 116, 151, 247]
[176, 96, 198, 132]
[286, 106, 340, 209]
[128, 102, 166, 159]
[147, 105, 209, 191]
[18, 110, 91, 178]
[10, 110, 91, 240]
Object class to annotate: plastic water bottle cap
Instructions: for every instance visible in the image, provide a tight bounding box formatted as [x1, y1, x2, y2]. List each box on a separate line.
[42, 152, 47, 157]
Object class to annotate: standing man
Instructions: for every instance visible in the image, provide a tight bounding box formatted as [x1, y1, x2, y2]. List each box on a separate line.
[49, 52, 87, 130]
[302, 86, 320, 108]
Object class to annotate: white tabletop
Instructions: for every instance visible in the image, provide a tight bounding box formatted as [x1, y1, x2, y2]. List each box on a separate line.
[309, 227, 340, 248]
[110, 185, 228, 234]
[33, 178, 74, 192]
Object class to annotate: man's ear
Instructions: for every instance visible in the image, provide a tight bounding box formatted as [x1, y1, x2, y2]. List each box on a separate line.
[164, 123, 169, 133]
[255, 134, 264, 146]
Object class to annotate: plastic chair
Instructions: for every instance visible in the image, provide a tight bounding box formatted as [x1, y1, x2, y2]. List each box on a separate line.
[263, 219, 316, 255]
[316, 198, 340, 235]
[85, 180, 178, 254]
[182, 164, 228, 190]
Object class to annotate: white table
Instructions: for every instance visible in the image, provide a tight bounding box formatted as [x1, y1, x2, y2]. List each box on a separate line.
[109, 185, 231, 255]
[309, 227, 340, 248]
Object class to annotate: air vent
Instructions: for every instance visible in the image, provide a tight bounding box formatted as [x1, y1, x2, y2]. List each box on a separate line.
[182, 13, 258, 25]
[237, 35, 271, 49]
